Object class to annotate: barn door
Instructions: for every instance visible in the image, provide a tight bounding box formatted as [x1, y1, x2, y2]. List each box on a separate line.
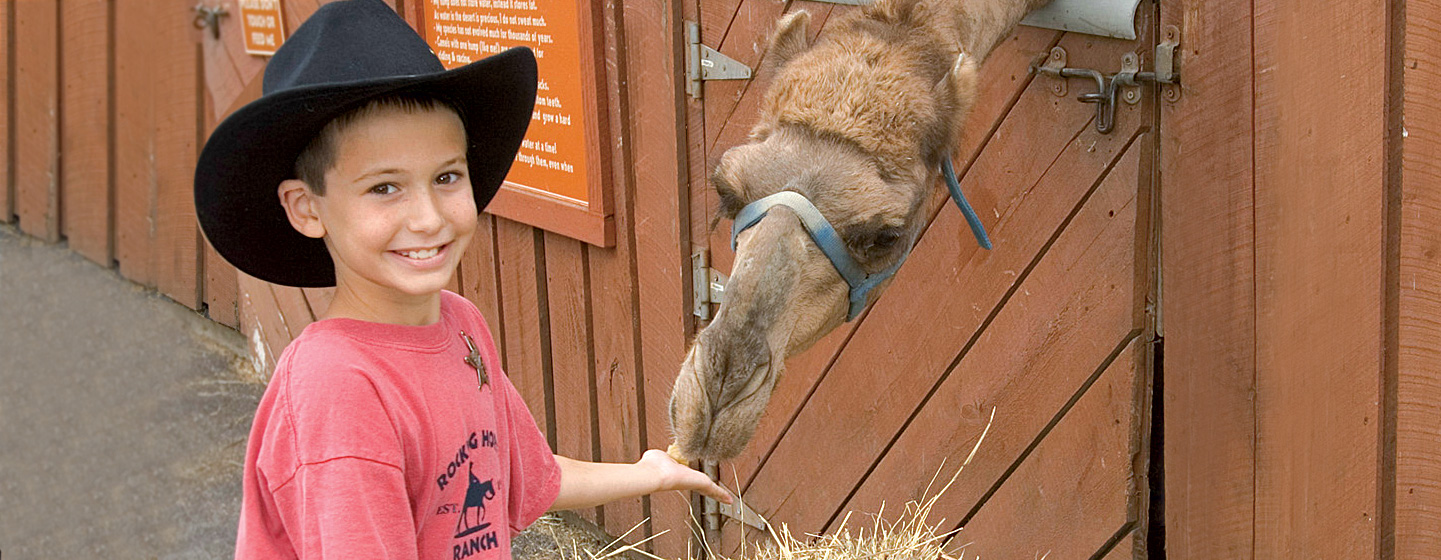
[685, 2, 1161, 558]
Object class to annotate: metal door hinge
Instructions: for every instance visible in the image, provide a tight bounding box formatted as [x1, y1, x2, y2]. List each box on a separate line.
[1033, 25, 1181, 134]
[692, 249, 728, 320]
[687, 21, 753, 99]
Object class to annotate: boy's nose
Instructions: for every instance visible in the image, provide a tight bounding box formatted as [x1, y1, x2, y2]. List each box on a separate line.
[406, 188, 447, 233]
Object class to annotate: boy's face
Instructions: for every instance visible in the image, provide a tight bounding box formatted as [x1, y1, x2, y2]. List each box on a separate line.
[298, 106, 476, 303]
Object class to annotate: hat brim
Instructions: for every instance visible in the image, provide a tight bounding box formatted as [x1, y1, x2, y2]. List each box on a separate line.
[195, 47, 537, 288]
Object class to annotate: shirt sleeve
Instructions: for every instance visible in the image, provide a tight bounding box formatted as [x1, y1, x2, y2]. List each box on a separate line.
[496, 371, 562, 533]
[272, 458, 419, 560]
[256, 354, 417, 559]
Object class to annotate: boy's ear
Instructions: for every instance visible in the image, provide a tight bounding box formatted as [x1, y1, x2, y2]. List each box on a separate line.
[278, 179, 327, 239]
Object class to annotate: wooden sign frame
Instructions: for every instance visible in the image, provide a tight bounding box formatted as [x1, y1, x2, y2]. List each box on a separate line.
[412, 1, 615, 248]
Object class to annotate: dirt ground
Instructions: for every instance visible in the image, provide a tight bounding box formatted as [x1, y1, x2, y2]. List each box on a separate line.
[0, 226, 620, 559]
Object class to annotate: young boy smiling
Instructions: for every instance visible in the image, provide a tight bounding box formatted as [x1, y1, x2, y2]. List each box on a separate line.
[194, 1, 729, 558]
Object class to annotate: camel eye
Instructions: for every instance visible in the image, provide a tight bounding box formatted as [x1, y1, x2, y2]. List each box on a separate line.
[716, 185, 746, 218]
[872, 229, 902, 250]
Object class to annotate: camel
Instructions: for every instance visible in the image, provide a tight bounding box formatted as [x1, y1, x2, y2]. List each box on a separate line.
[669, 0, 1053, 462]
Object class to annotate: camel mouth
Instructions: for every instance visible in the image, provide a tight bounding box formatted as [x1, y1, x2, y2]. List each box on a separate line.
[670, 345, 783, 462]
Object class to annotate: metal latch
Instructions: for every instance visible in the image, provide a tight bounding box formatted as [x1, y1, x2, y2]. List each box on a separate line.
[701, 461, 768, 532]
[1032, 25, 1181, 134]
[692, 249, 728, 320]
[687, 21, 753, 99]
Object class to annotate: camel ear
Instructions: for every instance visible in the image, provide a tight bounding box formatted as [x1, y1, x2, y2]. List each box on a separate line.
[936, 51, 981, 116]
[767, 10, 811, 70]
[928, 52, 982, 163]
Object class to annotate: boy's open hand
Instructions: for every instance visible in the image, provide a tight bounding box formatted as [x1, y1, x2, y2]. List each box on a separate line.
[639, 449, 734, 504]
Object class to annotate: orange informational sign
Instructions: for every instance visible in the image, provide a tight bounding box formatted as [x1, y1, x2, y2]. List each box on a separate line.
[423, 0, 591, 207]
[239, 0, 286, 56]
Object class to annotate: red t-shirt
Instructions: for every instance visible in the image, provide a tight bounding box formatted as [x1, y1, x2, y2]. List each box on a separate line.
[235, 291, 561, 559]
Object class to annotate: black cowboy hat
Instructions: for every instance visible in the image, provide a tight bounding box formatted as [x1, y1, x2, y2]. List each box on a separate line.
[194, 0, 536, 288]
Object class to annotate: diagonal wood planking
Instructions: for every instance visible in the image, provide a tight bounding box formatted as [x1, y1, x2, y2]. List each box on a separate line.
[715, 26, 1062, 494]
[957, 339, 1143, 559]
[727, 29, 1148, 549]
[840, 138, 1147, 533]
[716, 25, 1063, 549]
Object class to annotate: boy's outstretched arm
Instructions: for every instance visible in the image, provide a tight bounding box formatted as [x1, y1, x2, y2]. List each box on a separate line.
[549, 450, 733, 511]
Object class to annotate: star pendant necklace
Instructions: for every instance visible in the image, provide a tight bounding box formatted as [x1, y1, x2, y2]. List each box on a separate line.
[459, 331, 488, 390]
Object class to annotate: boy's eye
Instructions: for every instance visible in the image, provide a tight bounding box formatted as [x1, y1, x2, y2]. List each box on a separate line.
[436, 171, 464, 185]
[369, 183, 399, 195]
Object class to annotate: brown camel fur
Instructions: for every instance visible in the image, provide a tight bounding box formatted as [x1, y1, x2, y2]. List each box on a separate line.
[669, 0, 1051, 462]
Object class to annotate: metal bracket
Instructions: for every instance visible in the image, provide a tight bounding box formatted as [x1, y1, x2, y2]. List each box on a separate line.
[192, 3, 228, 40]
[692, 249, 728, 320]
[687, 21, 753, 99]
[1032, 30, 1181, 134]
[700, 460, 768, 531]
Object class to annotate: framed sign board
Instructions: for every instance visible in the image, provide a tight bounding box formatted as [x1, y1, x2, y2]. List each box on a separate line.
[238, 0, 286, 56]
[422, 0, 614, 247]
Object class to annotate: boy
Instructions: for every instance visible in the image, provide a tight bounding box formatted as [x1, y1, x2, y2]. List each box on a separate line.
[193, 1, 730, 558]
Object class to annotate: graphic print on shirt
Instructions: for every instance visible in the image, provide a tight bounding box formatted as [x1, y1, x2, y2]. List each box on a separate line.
[455, 463, 496, 538]
[435, 430, 502, 558]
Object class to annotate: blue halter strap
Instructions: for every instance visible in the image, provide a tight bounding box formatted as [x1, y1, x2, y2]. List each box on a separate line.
[943, 156, 992, 250]
[729, 156, 991, 322]
[731, 191, 907, 321]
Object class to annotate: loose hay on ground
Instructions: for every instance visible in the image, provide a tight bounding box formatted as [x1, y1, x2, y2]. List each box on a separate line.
[556, 411, 995, 560]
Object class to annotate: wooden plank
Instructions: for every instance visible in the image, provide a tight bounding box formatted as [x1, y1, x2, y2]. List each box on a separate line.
[733, 30, 1142, 543]
[204, 244, 241, 327]
[238, 273, 294, 378]
[271, 284, 316, 341]
[1158, 1, 1257, 558]
[14, 0, 58, 241]
[832, 139, 1144, 543]
[1397, 0, 1441, 555]
[622, 0, 694, 552]
[496, 218, 553, 445]
[113, 0, 155, 285]
[301, 287, 334, 320]
[0, 0, 10, 223]
[1252, 1, 1387, 557]
[460, 214, 504, 333]
[211, 0, 267, 122]
[545, 232, 600, 524]
[201, 76, 239, 328]
[153, 2, 201, 308]
[199, 6, 246, 124]
[60, 0, 110, 265]
[587, 0, 646, 537]
[285, 0, 323, 33]
[957, 340, 1140, 560]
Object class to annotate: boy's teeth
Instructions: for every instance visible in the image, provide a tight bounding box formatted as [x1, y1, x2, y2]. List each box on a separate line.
[402, 248, 440, 259]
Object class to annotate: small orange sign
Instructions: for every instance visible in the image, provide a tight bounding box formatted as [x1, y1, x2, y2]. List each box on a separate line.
[239, 0, 286, 56]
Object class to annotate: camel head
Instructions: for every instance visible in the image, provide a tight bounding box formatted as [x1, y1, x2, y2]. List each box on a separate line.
[670, 1, 999, 462]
